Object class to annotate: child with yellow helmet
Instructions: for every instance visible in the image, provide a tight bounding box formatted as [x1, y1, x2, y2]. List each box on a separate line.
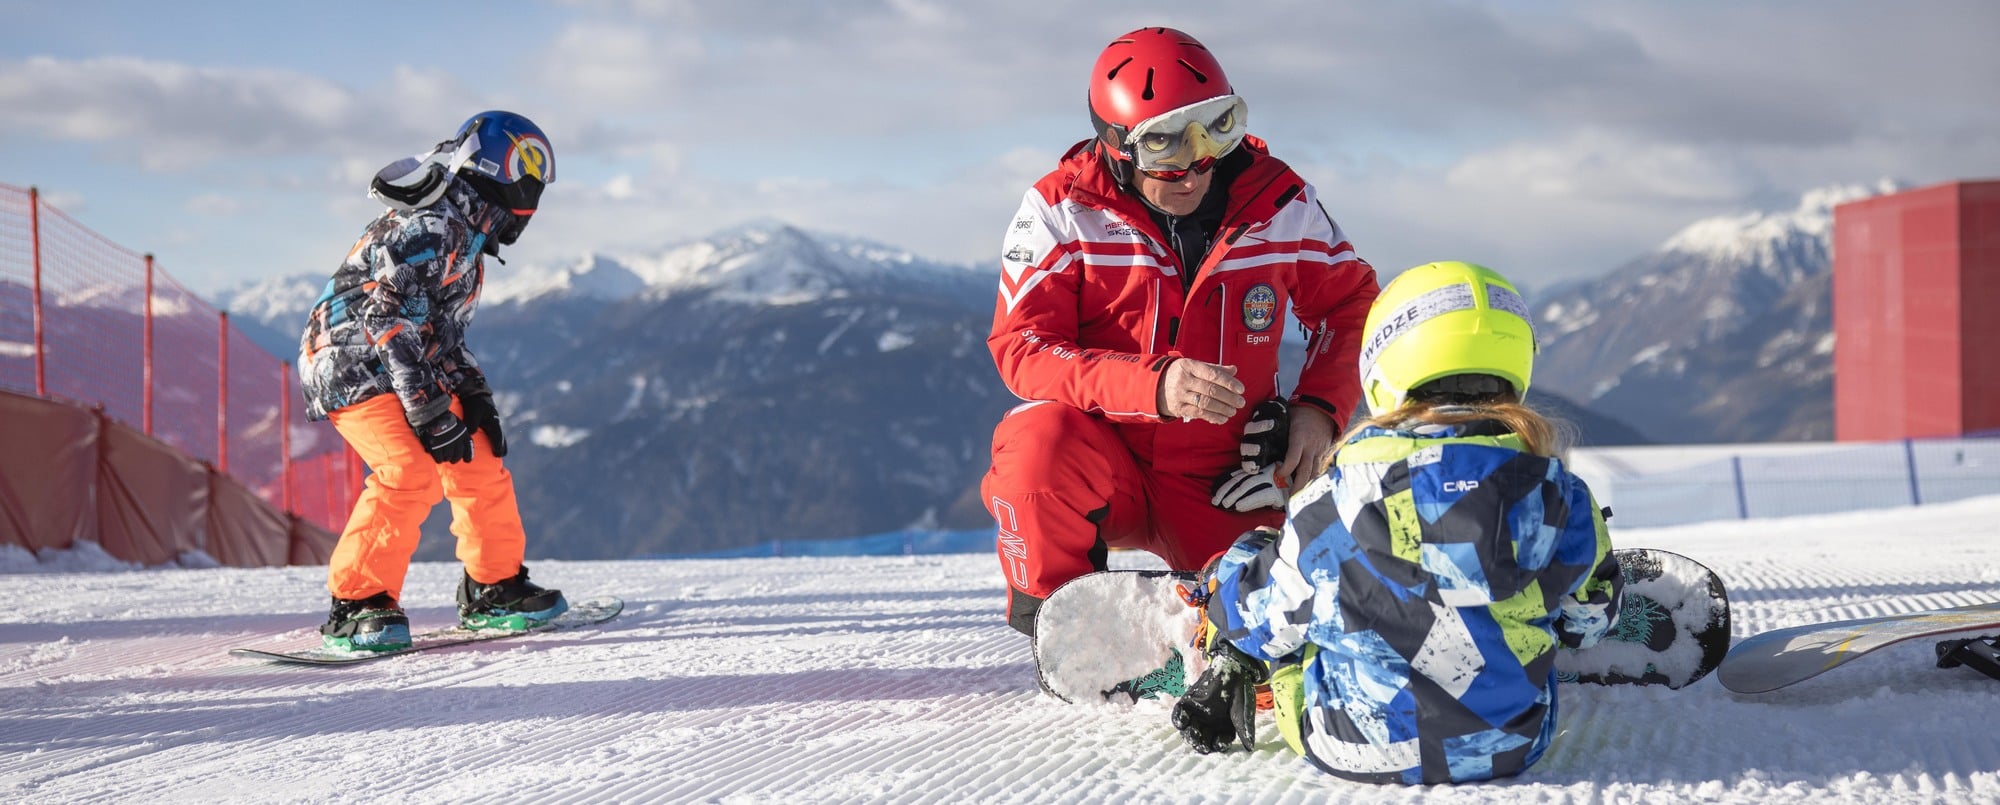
[1170, 261, 1623, 784]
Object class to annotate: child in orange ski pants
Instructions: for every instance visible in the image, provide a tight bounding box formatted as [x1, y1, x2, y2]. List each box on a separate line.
[326, 394, 526, 601]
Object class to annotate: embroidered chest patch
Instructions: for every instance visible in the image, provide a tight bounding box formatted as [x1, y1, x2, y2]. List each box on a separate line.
[1242, 283, 1278, 332]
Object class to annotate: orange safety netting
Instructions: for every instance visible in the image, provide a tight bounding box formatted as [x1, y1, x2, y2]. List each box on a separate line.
[0, 182, 356, 566]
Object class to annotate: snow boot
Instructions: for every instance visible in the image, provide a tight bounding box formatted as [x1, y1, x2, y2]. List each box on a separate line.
[458, 565, 569, 631]
[321, 592, 413, 652]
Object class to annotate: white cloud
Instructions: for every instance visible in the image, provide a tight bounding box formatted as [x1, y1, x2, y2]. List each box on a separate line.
[1444, 130, 1756, 204]
[184, 193, 243, 217]
[9, 0, 1997, 297]
[0, 56, 480, 171]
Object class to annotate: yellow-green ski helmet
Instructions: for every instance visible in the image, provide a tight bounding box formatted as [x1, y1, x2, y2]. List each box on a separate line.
[1358, 261, 1537, 416]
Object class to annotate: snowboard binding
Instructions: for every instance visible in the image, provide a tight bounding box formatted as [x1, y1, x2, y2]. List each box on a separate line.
[1935, 634, 2000, 680]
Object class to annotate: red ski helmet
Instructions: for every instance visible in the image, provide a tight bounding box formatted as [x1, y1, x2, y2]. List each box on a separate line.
[1087, 27, 1246, 181]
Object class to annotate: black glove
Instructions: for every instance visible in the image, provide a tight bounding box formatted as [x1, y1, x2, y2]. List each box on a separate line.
[457, 382, 507, 458]
[1237, 398, 1290, 471]
[1172, 553, 1268, 755]
[1171, 641, 1266, 754]
[415, 409, 474, 464]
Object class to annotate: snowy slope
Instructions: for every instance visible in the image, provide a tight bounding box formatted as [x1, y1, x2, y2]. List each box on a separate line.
[7, 498, 2000, 802]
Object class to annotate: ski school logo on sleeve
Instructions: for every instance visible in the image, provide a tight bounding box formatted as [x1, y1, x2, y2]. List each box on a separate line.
[1242, 284, 1278, 332]
[1004, 244, 1036, 264]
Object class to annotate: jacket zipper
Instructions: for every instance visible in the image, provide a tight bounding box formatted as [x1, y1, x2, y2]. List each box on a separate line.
[1148, 278, 1161, 353]
[1217, 282, 1228, 364]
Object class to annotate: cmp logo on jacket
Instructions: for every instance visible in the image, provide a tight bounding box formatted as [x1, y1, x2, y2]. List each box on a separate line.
[1243, 283, 1278, 332]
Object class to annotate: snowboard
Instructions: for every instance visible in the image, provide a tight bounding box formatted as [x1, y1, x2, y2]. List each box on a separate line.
[1033, 548, 1730, 704]
[230, 596, 624, 665]
[1717, 600, 2000, 694]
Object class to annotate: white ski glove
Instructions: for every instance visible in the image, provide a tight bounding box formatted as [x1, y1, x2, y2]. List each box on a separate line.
[1210, 465, 1288, 512]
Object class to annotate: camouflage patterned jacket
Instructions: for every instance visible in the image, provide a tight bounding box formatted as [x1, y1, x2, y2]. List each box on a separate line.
[298, 178, 504, 425]
[1208, 417, 1620, 785]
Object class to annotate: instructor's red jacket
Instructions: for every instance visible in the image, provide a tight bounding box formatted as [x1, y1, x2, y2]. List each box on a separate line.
[989, 138, 1379, 478]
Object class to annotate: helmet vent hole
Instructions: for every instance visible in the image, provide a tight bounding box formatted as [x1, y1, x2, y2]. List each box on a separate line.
[1106, 57, 1133, 80]
[1141, 68, 1155, 100]
[1177, 59, 1210, 83]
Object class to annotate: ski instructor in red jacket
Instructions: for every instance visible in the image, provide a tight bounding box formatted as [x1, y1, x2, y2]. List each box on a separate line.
[983, 27, 1379, 636]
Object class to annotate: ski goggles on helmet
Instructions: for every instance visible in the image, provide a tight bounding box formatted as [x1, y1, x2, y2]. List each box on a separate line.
[1124, 94, 1249, 176]
[369, 113, 553, 215]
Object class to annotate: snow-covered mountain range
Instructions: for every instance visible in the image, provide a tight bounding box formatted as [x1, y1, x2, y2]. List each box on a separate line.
[219, 223, 1004, 558]
[211, 182, 1936, 557]
[1532, 181, 1900, 443]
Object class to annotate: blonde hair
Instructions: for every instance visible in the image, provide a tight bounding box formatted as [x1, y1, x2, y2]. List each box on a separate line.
[1323, 397, 1575, 475]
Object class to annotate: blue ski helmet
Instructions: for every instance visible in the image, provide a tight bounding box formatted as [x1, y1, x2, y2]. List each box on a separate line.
[369, 110, 555, 221]
[448, 110, 555, 214]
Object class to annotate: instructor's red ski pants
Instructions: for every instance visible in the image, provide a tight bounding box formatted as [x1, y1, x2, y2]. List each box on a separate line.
[981, 401, 1281, 635]
[326, 394, 527, 602]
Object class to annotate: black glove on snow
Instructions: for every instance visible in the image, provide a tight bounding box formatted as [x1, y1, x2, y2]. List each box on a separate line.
[457, 381, 507, 458]
[1172, 551, 1268, 756]
[416, 410, 474, 464]
[1171, 641, 1266, 755]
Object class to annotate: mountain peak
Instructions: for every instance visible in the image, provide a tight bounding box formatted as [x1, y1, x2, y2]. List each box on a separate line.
[1657, 179, 1901, 264]
[487, 220, 978, 307]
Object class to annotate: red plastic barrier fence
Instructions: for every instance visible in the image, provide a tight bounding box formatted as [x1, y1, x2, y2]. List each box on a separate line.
[0, 182, 359, 561]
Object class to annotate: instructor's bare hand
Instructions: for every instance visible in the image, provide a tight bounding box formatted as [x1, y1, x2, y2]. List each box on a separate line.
[1280, 403, 1336, 490]
[1158, 360, 1246, 425]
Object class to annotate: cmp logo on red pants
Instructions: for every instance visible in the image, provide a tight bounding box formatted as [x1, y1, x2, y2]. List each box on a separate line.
[991, 497, 1029, 588]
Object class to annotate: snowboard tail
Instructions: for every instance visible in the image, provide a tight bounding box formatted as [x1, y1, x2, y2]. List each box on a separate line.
[1718, 600, 2000, 693]
[1032, 570, 1205, 704]
[1034, 548, 1730, 704]
[231, 596, 623, 665]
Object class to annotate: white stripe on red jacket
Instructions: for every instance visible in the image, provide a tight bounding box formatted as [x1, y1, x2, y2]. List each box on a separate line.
[989, 137, 1380, 477]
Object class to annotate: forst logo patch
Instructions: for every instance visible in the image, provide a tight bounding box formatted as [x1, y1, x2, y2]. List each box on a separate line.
[1242, 283, 1278, 332]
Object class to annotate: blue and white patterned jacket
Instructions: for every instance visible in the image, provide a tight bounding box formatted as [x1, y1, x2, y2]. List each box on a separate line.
[1209, 416, 1620, 784]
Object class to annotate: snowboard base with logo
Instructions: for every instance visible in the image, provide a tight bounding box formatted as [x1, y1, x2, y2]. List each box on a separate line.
[1034, 548, 1730, 704]
[1718, 600, 2000, 694]
[229, 596, 623, 665]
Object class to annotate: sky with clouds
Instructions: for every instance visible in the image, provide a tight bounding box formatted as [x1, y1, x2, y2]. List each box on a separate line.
[1, 0, 1995, 297]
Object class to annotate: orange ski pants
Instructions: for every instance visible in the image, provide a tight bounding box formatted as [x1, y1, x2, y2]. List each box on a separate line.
[982, 401, 1281, 632]
[326, 393, 526, 602]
